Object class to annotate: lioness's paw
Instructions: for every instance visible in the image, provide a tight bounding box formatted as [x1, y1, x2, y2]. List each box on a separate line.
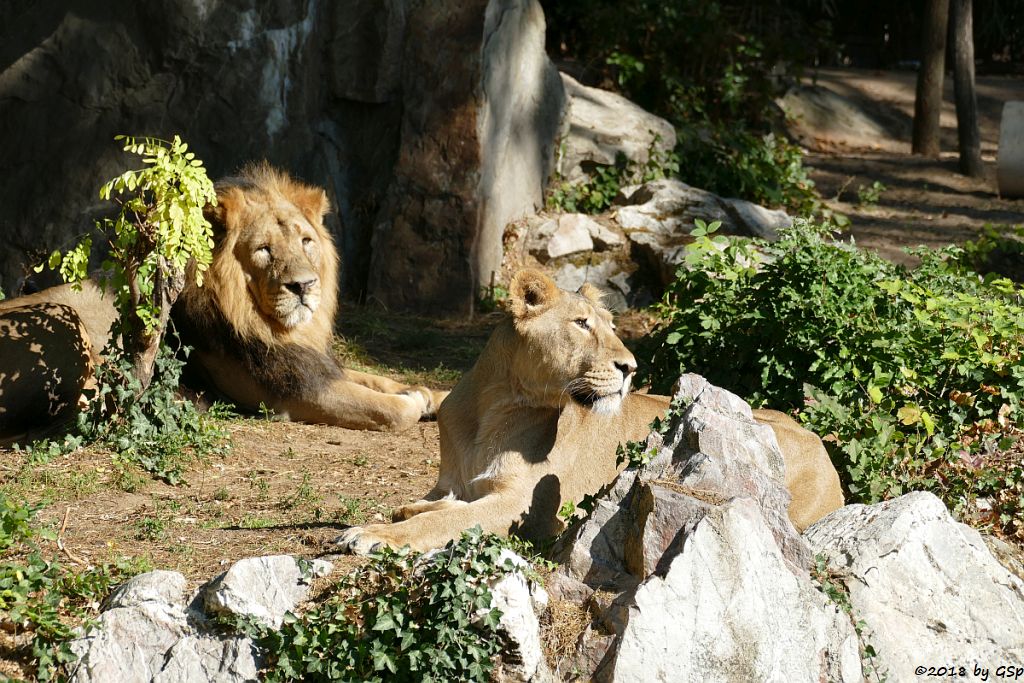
[333, 525, 396, 555]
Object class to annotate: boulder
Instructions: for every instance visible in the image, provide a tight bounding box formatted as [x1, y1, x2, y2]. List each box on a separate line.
[604, 498, 862, 683]
[68, 572, 192, 683]
[806, 491, 1024, 681]
[547, 216, 595, 259]
[778, 83, 896, 152]
[557, 73, 676, 182]
[552, 259, 637, 312]
[152, 636, 260, 683]
[203, 555, 324, 629]
[617, 179, 788, 286]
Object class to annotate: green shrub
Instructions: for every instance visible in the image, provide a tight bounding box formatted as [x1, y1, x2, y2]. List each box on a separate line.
[24, 136, 230, 482]
[0, 493, 148, 680]
[640, 220, 1024, 539]
[243, 528, 531, 682]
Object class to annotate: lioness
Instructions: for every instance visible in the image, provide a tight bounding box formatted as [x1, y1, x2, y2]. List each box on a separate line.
[335, 269, 843, 554]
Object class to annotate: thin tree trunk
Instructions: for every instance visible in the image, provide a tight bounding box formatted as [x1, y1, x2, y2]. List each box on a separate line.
[951, 0, 984, 177]
[912, 0, 950, 157]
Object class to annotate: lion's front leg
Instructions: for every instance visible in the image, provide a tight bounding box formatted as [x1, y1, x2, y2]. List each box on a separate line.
[284, 379, 428, 431]
[334, 492, 524, 555]
[343, 368, 449, 417]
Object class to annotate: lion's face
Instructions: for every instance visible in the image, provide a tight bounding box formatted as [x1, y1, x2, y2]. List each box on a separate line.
[195, 166, 340, 345]
[232, 197, 327, 329]
[508, 270, 637, 414]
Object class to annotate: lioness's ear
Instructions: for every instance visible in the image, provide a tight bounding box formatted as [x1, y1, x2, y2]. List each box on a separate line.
[291, 186, 331, 225]
[205, 186, 247, 237]
[510, 269, 560, 319]
[578, 282, 604, 306]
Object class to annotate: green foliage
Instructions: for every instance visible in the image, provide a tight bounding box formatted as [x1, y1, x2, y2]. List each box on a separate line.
[241, 528, 526, 682]
[0, 494, 147, 681]
[25, 136, 230, 483]
[545, 0, 831, 215]
[640, 220, 1024, 538]
[26, 336, 230, 484]
[856, 181, 887, 206]
[42, 135, 216, 336]
[547, 139, 679, 215]
[962, 224, 1024, 281]
[676, 127, 819, 216]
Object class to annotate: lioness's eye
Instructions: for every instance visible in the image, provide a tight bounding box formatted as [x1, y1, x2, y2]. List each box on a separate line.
[574, 318, 591, 331]
[255, 245, 271, 257]
[302, 237, 313, 246]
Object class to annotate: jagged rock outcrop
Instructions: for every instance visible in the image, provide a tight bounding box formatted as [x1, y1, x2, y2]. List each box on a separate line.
[0, 0, 564, 313]
[806, 492, 1024, 681]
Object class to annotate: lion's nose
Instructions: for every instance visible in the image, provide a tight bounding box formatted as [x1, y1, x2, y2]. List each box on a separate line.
[615, 359, 637, 378]
[285, 277, 318, 296]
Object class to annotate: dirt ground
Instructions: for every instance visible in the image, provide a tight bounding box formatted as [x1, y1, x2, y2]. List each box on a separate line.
[1, 68, 1023, 618]
[797, 68, 1024, 263]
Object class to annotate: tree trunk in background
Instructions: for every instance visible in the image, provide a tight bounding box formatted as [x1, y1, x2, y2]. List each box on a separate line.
[912, 0, 950, 157]
[951, 0, 984, 177]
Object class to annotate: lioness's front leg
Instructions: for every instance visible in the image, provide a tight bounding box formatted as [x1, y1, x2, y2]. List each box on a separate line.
[335, 492, 525, 554]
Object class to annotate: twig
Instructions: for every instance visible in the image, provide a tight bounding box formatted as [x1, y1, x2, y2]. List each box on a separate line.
[56, 506, 86, 565]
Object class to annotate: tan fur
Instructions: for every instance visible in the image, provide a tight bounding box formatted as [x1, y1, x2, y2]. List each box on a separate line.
[0, 302, 95, 445]
[336, 269, 843, 554]
[174, 163, 447, 430]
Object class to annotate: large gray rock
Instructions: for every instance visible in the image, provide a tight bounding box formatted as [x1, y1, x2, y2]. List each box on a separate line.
[204, 555, 322, 629]
[605, 498, 861, 683]
[617, 179, 786, 285]
[152, 636, 260, 683]
[366, 0, 565, 312]
[806, 491, 1024, 681]
[557, 73, 676, 182]
[778, 84, 895, 152]
[68, 557, 329, 682]
[69, 572, 192, 683]
[557, 374, 810, 586]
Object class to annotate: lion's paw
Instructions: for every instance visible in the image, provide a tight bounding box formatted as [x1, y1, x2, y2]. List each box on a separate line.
[401, 386, 442, 419]
[333, 525, 397, 555]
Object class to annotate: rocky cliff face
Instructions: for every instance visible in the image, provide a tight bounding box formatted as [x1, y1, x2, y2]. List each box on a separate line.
[0, 0, 563, 312]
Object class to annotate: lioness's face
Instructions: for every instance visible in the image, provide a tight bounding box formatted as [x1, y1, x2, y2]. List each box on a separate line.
[233, 197, 327, 329]
[509, 270, 637, 414]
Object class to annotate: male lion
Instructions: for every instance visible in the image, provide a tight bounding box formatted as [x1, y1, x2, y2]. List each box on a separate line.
[335, 269, 843, 554]
[170, 164, 446, 430]
[0, 164, 444, 437]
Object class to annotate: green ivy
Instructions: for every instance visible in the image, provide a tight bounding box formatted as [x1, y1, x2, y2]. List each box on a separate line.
[0, 494, 149, 681]
[640, 220, 1024, 539]
[241, 528, 529, 682]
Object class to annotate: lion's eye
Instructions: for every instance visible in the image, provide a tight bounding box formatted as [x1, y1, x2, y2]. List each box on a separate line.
[574, 318, 591, 331]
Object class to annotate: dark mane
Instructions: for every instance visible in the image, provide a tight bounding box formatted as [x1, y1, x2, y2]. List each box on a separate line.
[172, 300, 343, 402]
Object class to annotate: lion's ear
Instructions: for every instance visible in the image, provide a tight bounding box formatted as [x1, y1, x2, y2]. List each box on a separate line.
[292, 186, 330, 225]
[206, 187, 247, 237]
[578, 282, 604, 306]
[510, 269, 560, 319]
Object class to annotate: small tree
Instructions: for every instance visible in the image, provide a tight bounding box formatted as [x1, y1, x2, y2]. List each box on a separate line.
[46, 135, 217, 390]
